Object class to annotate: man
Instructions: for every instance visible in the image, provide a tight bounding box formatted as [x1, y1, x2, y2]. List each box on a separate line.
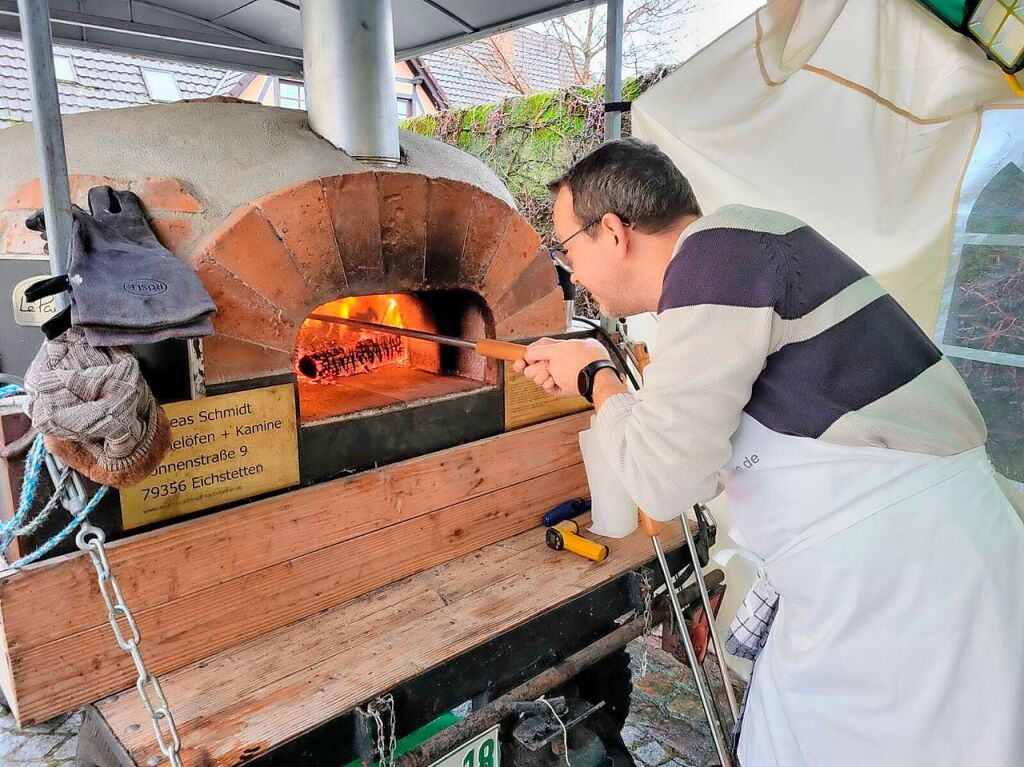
[515, 138, 1024, 767]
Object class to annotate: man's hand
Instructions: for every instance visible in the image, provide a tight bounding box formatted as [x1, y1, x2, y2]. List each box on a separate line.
[513, 338, 611, 398]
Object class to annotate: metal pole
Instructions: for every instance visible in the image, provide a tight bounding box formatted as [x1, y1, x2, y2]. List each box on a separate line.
[18, 0, 74, 307]
[681, 506, 741, 721]
[604, 0, 624, 142]
[649, 528, 734, 767]
[600, 0, 625, 335]
[308, 314, 477, 350]
[301, 0, 401, 164]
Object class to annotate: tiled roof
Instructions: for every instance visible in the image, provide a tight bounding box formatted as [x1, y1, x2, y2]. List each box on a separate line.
[0, 36, 241, 129]
[0, 26, 575, 130]
[423, 29, 579, 108]
[214, 71, 251, 96]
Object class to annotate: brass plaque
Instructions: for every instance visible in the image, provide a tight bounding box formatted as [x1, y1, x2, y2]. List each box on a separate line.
[120, 384, 299, 529]
[503, 363, 590, 431]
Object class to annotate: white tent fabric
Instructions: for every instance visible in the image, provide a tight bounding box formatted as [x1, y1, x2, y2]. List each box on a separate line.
[634, 0, 1015, 329]
[629, 1, 1024, 759]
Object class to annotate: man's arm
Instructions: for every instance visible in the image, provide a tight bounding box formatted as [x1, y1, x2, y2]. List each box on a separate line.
[516, 304, 775, 523]
[592, 303, 773, 520]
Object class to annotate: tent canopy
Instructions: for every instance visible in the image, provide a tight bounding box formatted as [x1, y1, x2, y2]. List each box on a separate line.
[0, 0, 604, 75]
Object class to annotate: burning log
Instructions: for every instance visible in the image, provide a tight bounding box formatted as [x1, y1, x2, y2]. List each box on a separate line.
[298, 334, 405, 381]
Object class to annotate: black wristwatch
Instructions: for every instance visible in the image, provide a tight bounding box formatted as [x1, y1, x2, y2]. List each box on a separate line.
[577, 359, 623, 403]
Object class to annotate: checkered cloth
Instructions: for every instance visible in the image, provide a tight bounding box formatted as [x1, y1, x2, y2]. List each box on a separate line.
[725, 577, 780, 661]
[715, 532, 780, 662]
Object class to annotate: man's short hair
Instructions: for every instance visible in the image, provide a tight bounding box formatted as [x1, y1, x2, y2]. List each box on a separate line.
[547, 138, 701, 234]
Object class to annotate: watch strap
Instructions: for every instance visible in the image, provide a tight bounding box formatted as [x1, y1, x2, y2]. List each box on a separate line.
[578, 359, 622, 403]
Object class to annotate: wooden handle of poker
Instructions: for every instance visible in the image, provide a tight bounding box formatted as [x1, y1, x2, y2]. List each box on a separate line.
[633, 341, 651, 373]
[476, 338, 528, 361]
[639, 511, 660, 537]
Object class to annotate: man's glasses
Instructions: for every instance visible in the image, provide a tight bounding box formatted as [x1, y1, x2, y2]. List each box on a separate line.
[547, 216, 629, 273]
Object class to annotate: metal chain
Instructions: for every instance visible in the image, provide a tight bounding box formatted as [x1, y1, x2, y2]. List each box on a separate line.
[365, 694, 397, 767]
[76, 522, 184, 767]
[638, 568, 653, 678]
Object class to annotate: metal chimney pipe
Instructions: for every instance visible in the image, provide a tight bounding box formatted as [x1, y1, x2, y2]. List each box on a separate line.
[301, 0, 401, 164]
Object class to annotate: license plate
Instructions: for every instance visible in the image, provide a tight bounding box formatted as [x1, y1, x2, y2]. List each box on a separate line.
[429, 725, 500, 767]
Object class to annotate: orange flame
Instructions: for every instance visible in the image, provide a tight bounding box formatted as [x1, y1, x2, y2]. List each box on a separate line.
[314, 295, 406, 328]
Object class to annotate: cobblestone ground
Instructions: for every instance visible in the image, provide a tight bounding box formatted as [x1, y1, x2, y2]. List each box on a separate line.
[624, 635, 744, 767]
[0, 637, 743, 767]
[0, 707, 81, 766]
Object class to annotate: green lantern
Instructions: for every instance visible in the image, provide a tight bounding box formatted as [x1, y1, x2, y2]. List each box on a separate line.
[918, 0, 1024, 72]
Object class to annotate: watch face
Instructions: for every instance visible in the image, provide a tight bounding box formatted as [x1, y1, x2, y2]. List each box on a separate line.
[577, 367, 590, 399]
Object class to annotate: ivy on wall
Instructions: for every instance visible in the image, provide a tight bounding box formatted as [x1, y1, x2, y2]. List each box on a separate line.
[403, 71, 668, 315]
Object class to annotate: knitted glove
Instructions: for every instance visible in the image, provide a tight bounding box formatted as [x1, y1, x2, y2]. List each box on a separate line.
[25, 328, 171, 488]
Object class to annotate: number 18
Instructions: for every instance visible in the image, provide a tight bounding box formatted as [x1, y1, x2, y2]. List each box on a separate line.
[463, 739, 495, 767]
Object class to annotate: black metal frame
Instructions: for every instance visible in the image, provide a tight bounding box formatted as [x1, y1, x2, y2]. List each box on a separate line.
[78, 546, 689, 767]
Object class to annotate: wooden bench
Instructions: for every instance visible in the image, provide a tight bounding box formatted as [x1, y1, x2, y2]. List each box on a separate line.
[0, 411, 693, 766]
[0, 413, 592, 726]
[76, 515, 687, 767]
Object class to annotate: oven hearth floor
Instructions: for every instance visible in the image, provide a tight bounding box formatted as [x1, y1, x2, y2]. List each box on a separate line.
[298, 366, 489, 421]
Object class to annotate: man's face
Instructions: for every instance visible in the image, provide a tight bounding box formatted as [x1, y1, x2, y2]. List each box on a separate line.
[552, 187, 640, 317]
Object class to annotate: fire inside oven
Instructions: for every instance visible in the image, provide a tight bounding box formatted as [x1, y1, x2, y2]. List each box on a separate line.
[294, 292, 493, 423]
[297, 295, 409, 382]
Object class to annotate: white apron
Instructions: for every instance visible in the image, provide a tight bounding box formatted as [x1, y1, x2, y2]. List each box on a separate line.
[722, 414, 1024, 767]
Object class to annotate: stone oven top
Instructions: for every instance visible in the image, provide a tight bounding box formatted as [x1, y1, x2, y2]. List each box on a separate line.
[0, 101, 515, 240]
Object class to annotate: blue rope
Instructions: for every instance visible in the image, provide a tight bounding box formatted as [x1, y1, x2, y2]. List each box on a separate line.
[0, 384, 23, 400]
[9, 484, 107, 569]
[0, 381, 109, 570]
[13, 468, 71, 538]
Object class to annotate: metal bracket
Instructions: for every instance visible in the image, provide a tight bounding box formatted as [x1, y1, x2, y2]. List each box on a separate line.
[603, 101, 632, 113]
[512, 698, 604, 752]
[353, 707, 381, 765]
[627, 566, 655, 613]
[504, 697, 567, 717]
[187, 338, 206, 399]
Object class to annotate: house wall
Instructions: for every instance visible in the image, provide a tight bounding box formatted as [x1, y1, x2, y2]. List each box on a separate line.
[235, 76, 266, 103]
[396, 61, 438, 117]
[240, 63, 438, 117]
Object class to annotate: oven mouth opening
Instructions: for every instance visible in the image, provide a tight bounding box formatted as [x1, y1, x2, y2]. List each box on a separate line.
[294, 291, 496, 424]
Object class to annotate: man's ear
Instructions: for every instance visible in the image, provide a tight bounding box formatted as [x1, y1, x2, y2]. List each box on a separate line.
[601, 212, 630, 251]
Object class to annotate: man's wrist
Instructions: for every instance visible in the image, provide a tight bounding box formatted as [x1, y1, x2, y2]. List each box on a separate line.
[592, 367, 627, 410]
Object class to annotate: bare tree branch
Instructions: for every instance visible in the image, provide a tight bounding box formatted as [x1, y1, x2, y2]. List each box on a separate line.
[454, 0, 691, 94]
[461, 37, 533, 94]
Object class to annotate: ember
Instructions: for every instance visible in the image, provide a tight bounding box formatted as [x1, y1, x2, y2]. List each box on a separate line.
[295, 295, 410, 383]
[298, 334, 405, 381]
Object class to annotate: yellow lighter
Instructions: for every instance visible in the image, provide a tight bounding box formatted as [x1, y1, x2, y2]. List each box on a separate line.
[545, 520, 609, 562]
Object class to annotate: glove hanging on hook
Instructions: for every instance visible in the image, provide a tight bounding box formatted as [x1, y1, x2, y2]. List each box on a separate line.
[23, 186, 216, 346]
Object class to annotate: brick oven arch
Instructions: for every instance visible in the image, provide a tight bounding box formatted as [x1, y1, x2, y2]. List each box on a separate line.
[191, 172, 564, 386]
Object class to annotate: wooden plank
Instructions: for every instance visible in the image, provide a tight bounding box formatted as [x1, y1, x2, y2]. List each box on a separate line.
[8, 462, 588, 724]
[0, 412, 589, 655]
[98, 517, 687, 767]
[0, 621, 14, 719]
[0, 413, 31, 563]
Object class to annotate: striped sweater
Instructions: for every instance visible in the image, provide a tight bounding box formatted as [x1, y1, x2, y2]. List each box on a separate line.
[595, 204, 989, 522]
